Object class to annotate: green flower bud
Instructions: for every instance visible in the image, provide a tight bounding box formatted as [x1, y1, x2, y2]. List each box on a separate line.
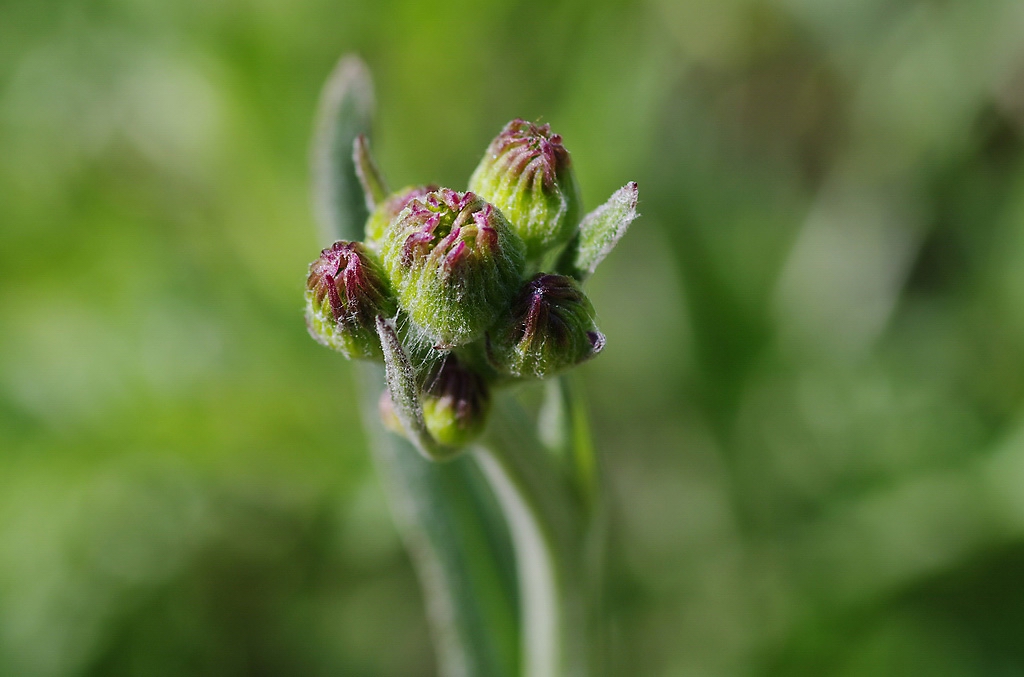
[488, 273, 605, 379]
[421, 355, 491, 448]
[305, 241, 397, 359]
[381, 188, 526, 349]
[468, 119, 581, 262]
[364, 184, 439, 248]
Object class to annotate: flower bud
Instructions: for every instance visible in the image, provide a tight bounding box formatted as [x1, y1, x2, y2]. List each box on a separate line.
[469, 119, 581, 262]
[381, 188, 526, 348]
[305, 241, 397, 359]
[488, 273, 605, 379]
[421, 355, 491, 448]
[364, 184, 439, 248]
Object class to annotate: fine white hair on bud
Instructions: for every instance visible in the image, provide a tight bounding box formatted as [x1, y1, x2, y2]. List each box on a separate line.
[306, 114, 637, 459]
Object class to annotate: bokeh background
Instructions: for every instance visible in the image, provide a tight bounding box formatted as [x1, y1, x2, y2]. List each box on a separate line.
[4, 0, 1024, 674]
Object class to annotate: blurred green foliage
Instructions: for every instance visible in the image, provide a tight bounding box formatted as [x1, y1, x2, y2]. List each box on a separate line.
[3, 0, 1024, 674]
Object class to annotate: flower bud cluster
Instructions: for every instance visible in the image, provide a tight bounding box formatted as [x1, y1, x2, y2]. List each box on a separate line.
[305, 119, 627, 454]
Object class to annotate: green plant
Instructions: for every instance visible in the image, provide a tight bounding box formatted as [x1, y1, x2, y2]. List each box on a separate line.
[306, 55, 637, 677]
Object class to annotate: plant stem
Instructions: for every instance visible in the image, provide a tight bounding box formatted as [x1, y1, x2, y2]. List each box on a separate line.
[358, 363, 520, 677]
[477, 390, 596, 677]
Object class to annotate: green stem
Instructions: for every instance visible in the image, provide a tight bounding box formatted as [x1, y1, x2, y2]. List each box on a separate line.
[477, 391, 596, 677]
[358, 364, 519, 677]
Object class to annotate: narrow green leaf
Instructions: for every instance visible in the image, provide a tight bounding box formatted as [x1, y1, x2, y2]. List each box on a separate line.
[537, 378, 570, 454]
[311, 55, 375, 243]
[567, 376, 599, 510]
[375, 316, 426, 440]
[375, 316, 464, 462]
[354, 133, 389, 210]
[559, 181, 639, 280]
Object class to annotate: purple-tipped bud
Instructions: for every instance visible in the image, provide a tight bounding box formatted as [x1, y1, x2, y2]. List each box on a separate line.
[364, 184, 439, 248]
[381, 189, 526, 348]
[469, 119, 581, 262]
[305, 241, 397, 359]
[488, 273, 605, 379]
[421, 355, 491, 448]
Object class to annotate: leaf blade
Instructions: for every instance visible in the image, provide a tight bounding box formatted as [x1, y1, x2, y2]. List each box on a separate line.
[559, 181, 639, 280]
[376, 316, 459, 461]
[354, 133, 389, 210]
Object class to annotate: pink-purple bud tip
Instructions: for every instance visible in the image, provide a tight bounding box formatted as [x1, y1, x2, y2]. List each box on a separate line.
[305, 241, 396, 359]
[490, 119, 571, 189]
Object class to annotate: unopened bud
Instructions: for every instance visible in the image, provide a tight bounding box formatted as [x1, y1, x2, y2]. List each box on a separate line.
[469, 119, 581, 262]
[421, 355, 491, 448]
[488, 273, 604, 379]
[305, 241, 397, 359]
[365, 184, 439, 248]
[381, 188, 526, 348]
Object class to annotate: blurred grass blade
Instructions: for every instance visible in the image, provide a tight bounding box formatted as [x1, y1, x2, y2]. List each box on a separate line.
[312, 56, 519, 676]
[559, 181, 639, 280]
[311, 56, 376, 242]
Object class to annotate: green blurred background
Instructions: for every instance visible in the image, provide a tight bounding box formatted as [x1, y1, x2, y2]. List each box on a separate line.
[3, 0, 1024, 674]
